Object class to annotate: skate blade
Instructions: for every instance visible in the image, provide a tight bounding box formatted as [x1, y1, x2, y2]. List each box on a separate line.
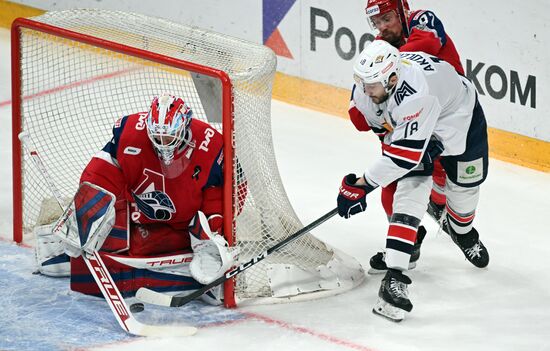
[372, 298, 406, 322]
[367, 261, 417, 275]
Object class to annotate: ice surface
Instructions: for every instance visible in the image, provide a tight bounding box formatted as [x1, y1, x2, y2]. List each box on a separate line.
[1, 28, 549, 351]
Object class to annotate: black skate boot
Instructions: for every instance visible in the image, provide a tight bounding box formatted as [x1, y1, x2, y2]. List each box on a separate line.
[448, 226, 489, 268]
[427, 200, 454, 237]
[409, 226, 426, 263]
[427, 199, 445, 223]
[368, 226, 427, 274]
[373, 268, 413, 322]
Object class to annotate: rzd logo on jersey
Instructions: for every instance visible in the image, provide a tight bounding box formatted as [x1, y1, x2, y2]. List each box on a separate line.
[131, 169, 176, 221]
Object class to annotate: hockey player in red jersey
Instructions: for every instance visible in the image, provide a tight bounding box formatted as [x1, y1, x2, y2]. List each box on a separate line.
[350, 0, 466, 273]
[365, 0, 464, 74]
[338, 40, 489, 321]
[36, 93, 234, 304]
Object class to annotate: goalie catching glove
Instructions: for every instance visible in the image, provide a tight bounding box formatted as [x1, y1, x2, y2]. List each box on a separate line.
[188, 211, 236, 285]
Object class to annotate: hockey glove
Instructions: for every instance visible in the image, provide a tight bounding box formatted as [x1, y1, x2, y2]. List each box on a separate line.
[421, 137, 444, 165]
[189, 211, 236, 284]
[337, 174, 377, 219]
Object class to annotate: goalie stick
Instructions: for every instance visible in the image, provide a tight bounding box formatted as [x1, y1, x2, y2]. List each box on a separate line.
[136, 207, 339, 307]
[18, 131, 197, 337]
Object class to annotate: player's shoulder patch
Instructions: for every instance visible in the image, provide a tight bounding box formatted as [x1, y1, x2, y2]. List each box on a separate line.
[103, 112, 148, 159]
[394, 81, 418, 106]
[191, 119, 222, 153]
[409, 10, 447, 46]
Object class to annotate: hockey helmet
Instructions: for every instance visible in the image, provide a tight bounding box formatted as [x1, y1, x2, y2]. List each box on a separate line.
[353, 40, 400, 94]
[146, 93, 193, 165]
[365, 0, 411, 37]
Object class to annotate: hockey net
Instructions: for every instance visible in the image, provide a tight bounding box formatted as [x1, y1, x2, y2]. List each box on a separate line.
[12, 9, 364, 306]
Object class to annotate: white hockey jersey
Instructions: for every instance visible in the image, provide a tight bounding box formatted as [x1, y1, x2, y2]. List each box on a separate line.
[351, 51, 477, 188]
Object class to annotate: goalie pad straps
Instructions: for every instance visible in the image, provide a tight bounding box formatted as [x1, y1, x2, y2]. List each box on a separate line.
[53, 182, 116, 258]
[34, 224, 71, 277]
[188, 211, 235, 285]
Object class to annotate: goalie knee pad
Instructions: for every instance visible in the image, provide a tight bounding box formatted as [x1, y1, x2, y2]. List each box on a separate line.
[34, 224, 70, 277]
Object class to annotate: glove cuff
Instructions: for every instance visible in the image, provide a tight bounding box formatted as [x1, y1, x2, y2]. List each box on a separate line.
[343, 173, 377, 194]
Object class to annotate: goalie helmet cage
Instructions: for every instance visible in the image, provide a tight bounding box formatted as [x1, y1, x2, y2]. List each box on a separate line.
[11, 9, 364, 307]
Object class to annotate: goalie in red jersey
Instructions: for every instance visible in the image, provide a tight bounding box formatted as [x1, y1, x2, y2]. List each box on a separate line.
[348, 0, 467, 273]
[35, 93, 234, 304]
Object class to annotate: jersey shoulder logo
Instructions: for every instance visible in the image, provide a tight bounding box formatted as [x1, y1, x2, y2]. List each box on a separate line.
[123, 146, 141, 155]
[394, 81, 417, 106]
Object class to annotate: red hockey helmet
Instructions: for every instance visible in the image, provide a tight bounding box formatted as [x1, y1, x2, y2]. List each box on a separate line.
[146, 93, 193, 165]
[365, 0, 411, 37]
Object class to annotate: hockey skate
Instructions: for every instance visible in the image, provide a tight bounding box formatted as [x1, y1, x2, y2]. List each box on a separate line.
[368, 226, 427, 274]
[448, 227, 489, 268]
[372, 269, 412, 322]
[427, 199, 445, 223]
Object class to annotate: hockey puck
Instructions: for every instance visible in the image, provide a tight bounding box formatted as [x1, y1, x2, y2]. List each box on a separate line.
[130, 303, 144, 313]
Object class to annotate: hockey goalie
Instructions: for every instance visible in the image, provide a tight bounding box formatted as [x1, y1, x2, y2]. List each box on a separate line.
[34, 93, 236, 305]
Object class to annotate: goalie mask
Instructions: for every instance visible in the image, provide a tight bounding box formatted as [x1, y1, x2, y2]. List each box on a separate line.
[353, 40, 400, 95]
[146, 94, 193, 166]
[365, 0, 411, 37]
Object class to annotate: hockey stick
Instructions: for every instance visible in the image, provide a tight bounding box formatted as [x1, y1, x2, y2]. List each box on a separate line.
[136, 207, 339, 307]
[18, 132, 197, 336]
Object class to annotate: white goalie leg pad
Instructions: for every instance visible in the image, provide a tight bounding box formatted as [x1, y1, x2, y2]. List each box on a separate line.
[103, 252, 194, 277]
[189, 211, 236, 285]
[53, 182, 116, 258]
[372, 298, 407, 322]
[199, 285, 224, 306]
[34, 224, 71, 277]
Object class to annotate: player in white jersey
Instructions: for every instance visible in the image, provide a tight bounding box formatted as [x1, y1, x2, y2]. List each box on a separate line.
[337, 40, 489, 321]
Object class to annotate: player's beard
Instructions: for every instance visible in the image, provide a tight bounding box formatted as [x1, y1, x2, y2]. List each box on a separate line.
[371, 92, 389, 104]
[381, 31, 405, 48]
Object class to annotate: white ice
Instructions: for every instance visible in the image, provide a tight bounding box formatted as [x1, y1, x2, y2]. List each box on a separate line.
[1, 28, 549, 351]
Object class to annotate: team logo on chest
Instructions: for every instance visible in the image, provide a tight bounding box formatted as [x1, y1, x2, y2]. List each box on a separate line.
[131, 169, 176, 221]
[394, 81, 417, 106]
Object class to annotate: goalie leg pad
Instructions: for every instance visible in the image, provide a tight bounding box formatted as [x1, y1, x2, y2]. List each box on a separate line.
[54, 182, 116, 257]
[199, 285, 224, 306]
[34, 224, 70, 277]
[70, 252, 202, 297]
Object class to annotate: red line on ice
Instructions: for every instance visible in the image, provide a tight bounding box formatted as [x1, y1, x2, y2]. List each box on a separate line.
[241, 312, 378, 351]
[0, 67, 140, 108]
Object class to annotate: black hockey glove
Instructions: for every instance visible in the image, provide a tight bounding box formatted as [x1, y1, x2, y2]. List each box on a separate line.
[421, 137, 444, 165]
[337, 174, 377, 219]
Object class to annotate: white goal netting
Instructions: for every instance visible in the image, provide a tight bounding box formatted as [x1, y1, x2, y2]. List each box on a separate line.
[13, 9, 364, 305]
